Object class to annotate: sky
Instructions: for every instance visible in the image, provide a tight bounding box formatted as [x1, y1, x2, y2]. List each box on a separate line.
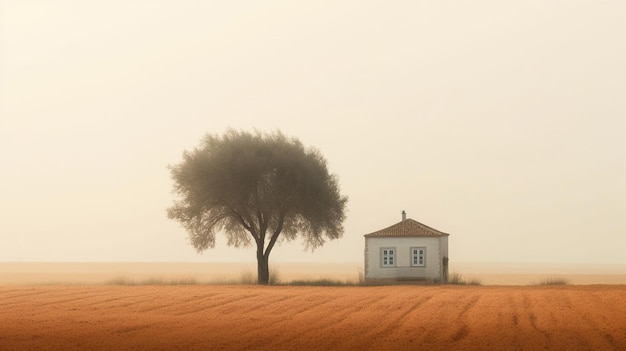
[1, 1, 624, 264]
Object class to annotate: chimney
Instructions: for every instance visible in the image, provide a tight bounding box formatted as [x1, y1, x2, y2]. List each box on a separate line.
[402, 210, 406, 221]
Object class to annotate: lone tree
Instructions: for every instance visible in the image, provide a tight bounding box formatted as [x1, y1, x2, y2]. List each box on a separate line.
[168, 130, 348, 284]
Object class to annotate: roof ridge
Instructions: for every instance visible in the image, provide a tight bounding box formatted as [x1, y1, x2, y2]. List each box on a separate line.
[363, 218, 450, 238]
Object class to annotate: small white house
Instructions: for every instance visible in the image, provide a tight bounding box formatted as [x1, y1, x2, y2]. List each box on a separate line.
[364, 211, 449, 284]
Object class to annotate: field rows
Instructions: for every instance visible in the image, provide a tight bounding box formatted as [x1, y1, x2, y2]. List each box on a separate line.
[0, 285, 625, 350]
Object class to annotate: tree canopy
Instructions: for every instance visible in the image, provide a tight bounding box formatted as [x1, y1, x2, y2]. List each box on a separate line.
[168, 130, 348, 284]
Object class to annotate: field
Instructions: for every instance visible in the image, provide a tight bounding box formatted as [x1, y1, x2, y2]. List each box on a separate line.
[1, 285, 625, 351]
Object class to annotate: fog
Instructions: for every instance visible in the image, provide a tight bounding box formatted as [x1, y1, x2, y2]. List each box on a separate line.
[1, 1, 624, 264]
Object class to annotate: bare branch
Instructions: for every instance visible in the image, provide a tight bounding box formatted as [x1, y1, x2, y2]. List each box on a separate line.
[264, 209, 286, 258]
[229, 207, 259, 243]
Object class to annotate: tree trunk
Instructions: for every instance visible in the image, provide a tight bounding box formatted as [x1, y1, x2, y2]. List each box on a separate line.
[257, 251, 270, 285]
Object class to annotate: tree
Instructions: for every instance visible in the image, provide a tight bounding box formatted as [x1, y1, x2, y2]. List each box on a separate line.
[167, 130, 348, 284]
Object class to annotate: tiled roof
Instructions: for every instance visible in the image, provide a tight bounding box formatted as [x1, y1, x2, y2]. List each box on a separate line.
[363, 218, 450, 238]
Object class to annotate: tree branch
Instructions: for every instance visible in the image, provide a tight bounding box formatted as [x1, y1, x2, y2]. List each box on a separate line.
[257, 208, 267, 238]
[230, 208, 259, 243]
[264, 210, 286, 258]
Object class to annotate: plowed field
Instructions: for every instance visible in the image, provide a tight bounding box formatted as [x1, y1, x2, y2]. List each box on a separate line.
[1, 285, 624, 350]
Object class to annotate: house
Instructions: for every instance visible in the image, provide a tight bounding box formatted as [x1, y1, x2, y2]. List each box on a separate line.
[364, 211, 449, 284]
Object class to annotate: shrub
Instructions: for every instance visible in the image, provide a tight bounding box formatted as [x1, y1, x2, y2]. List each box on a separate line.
[237, 270, 257, 285]
[269, 266, 281, 285]
[447, 272, 481, 285]
[538, 277, 569, 285]
[105, 273, 133, 285]
[357, 267, 365, 285]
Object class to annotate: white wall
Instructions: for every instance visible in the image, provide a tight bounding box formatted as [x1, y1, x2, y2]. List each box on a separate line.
[441, 236, 449, 259]
[364, 237, 442, 280]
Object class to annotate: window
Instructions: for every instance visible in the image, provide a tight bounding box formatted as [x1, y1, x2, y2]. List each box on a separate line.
[411, 247, 426, 267]
[381, 248, 396, 267]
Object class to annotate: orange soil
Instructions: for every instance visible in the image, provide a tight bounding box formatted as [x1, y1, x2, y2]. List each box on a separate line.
[0, 285, 624, 351]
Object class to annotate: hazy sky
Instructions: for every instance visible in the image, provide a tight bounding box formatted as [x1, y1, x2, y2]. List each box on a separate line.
[1, 1, 624, 264]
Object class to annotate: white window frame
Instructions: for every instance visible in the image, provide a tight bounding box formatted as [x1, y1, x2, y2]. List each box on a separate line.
[381, 248, 396, 267]
[411, 247, 426, 267]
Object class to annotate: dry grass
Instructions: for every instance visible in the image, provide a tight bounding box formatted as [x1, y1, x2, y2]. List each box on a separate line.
[105, 273, 198, 286]
[286, 278, 356, 286]
[537, 276, 569, 285]
[3, 262, 626, 286]
[105, 268, 478, 287]
[103, 267, 284, 286]
[447, 271, 482, 285]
